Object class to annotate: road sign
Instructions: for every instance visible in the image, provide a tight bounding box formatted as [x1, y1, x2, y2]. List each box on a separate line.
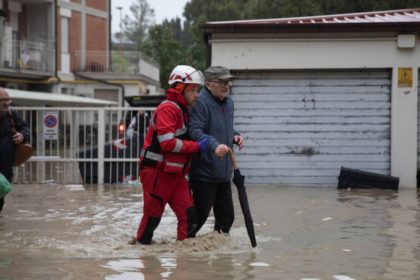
[43, 111, 59, 140]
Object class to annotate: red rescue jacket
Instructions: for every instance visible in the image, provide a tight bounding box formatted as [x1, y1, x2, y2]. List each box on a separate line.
[140, 88, 199, 174]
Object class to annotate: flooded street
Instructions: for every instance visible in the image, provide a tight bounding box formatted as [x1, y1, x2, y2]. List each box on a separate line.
[1, 183, 420, 279]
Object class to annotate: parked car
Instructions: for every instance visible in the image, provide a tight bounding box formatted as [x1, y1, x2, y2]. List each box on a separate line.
[78, 95, 165, 183]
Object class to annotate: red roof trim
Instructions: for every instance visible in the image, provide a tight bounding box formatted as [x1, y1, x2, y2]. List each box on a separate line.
[205, 8, 420, 25]
[201, 8, 420, 35]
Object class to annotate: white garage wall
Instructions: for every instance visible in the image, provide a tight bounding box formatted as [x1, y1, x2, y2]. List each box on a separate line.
[211, 35, 420, 187]
[391, 67, 417, 188]
[210, 37, 420, 70]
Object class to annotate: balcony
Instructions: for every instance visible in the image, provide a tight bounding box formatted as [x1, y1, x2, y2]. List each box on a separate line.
[0, 38, 55, 77]
[73, 50, 160, 84]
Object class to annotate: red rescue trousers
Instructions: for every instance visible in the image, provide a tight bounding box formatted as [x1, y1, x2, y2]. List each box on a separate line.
[137, 167, 196, 244]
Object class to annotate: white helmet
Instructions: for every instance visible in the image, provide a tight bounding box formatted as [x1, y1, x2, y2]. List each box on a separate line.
[168, 65, 204, 86]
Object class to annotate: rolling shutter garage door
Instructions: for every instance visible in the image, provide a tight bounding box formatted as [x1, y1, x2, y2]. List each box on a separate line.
[231, 70, 391, 187]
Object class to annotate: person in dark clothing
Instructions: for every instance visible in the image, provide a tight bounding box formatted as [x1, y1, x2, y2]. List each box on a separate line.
[125, 109, 150, 152]
[188, 66, 244, 234]
[125, 110, 150, 137]
[0, 88, 30, 213]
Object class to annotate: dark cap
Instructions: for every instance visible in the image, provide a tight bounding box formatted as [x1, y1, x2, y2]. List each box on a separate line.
[204, 66, 234, 81]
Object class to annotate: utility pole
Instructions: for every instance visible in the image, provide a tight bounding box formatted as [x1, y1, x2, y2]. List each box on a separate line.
[116, 6, 123, 71]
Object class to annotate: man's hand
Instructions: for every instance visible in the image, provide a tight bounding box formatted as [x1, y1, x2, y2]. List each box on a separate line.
[234, 135, 244, 150]
[215, 144, 229, 159]
[12, 132, 24, 144]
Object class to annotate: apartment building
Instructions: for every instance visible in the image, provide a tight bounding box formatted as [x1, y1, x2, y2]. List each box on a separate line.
[0, 0, 160, 107]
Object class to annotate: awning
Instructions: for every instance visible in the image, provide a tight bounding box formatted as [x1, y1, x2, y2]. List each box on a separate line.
[6, 88, 117, 107]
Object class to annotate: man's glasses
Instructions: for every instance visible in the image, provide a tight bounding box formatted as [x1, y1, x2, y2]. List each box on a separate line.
[209, 80, 232, 87]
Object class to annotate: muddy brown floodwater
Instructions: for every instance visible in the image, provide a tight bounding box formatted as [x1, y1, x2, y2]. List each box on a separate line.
[1, 183, 420, 279]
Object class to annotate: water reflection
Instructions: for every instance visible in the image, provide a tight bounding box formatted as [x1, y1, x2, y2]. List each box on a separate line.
[240, 252, 258, 280]
[337, 188, 398, 204]
[381, 189, 420, 280]
[2, 184, 420, 279]
[103, 254, 241, 280]
[337, 188, 420, 280]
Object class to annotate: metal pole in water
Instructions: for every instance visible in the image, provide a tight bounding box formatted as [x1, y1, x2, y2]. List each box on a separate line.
[97, 109, 105, 184]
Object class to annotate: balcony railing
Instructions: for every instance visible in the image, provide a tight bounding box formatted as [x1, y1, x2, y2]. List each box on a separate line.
[0, 38, 55, 73]
[73, 50, 159, 81]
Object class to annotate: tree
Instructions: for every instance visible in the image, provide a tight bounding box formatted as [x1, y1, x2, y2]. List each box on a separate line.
[122, 0, 155, 51]
[143, 24, 184, 89]
[243, 0, 322, 19]
[182, 0, 247, 71]
[181, 0, 420, 70]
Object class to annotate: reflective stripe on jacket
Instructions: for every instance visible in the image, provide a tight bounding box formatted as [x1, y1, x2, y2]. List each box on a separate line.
[140, 90, 200, 174]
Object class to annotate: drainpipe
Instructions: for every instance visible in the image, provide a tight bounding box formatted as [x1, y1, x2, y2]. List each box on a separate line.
[108, 0, 112, 69]
[203, 32, 212, 68]
[53, 0, 61, 89]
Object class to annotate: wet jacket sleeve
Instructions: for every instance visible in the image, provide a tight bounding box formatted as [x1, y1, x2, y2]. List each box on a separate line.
[188, 100, 219, 153]
[155, 105, 199, 154]
[12, 111, 30, 143]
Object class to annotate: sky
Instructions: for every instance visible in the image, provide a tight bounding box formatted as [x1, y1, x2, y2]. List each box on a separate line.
[111, 0, 190, 34]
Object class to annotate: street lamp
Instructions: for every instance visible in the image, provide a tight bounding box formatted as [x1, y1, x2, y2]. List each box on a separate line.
[116, 6, 123, 71]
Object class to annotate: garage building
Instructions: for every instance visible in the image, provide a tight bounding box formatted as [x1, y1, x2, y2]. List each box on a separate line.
[201, 8, 420, 188]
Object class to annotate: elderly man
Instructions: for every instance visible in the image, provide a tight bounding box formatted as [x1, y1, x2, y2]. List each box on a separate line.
[188, 66, 244, 234]
[0, 88, 30, 213]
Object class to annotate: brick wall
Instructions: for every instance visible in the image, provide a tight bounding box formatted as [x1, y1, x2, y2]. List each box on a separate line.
[19, 5, 27, 40]
[86, 14, 107, 70]
[57, 10, 61, 72]
[58, 1, 108, 72]
[69, 11, 81, 71]
[86, 15, 107, 51]
[86, 0, 107, 12]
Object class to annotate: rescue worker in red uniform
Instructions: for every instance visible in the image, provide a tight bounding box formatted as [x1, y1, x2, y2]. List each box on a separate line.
[136, 65, 217, 244]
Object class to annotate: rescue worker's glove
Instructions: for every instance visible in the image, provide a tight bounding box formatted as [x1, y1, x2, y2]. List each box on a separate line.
[198, 137, 209, 152]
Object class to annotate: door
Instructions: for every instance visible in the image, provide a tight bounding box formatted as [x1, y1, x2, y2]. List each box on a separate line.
[231, 70, 391, 186]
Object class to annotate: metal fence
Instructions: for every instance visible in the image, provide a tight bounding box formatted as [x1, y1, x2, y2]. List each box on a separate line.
[12, 107, 155, 185]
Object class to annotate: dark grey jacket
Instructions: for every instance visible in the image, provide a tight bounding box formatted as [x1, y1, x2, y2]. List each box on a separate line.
[0, 111, 30, 181]
[188, 87, 239, 183]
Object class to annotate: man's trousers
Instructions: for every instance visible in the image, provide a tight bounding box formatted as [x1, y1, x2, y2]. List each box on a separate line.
[190, 180, 234, 234]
